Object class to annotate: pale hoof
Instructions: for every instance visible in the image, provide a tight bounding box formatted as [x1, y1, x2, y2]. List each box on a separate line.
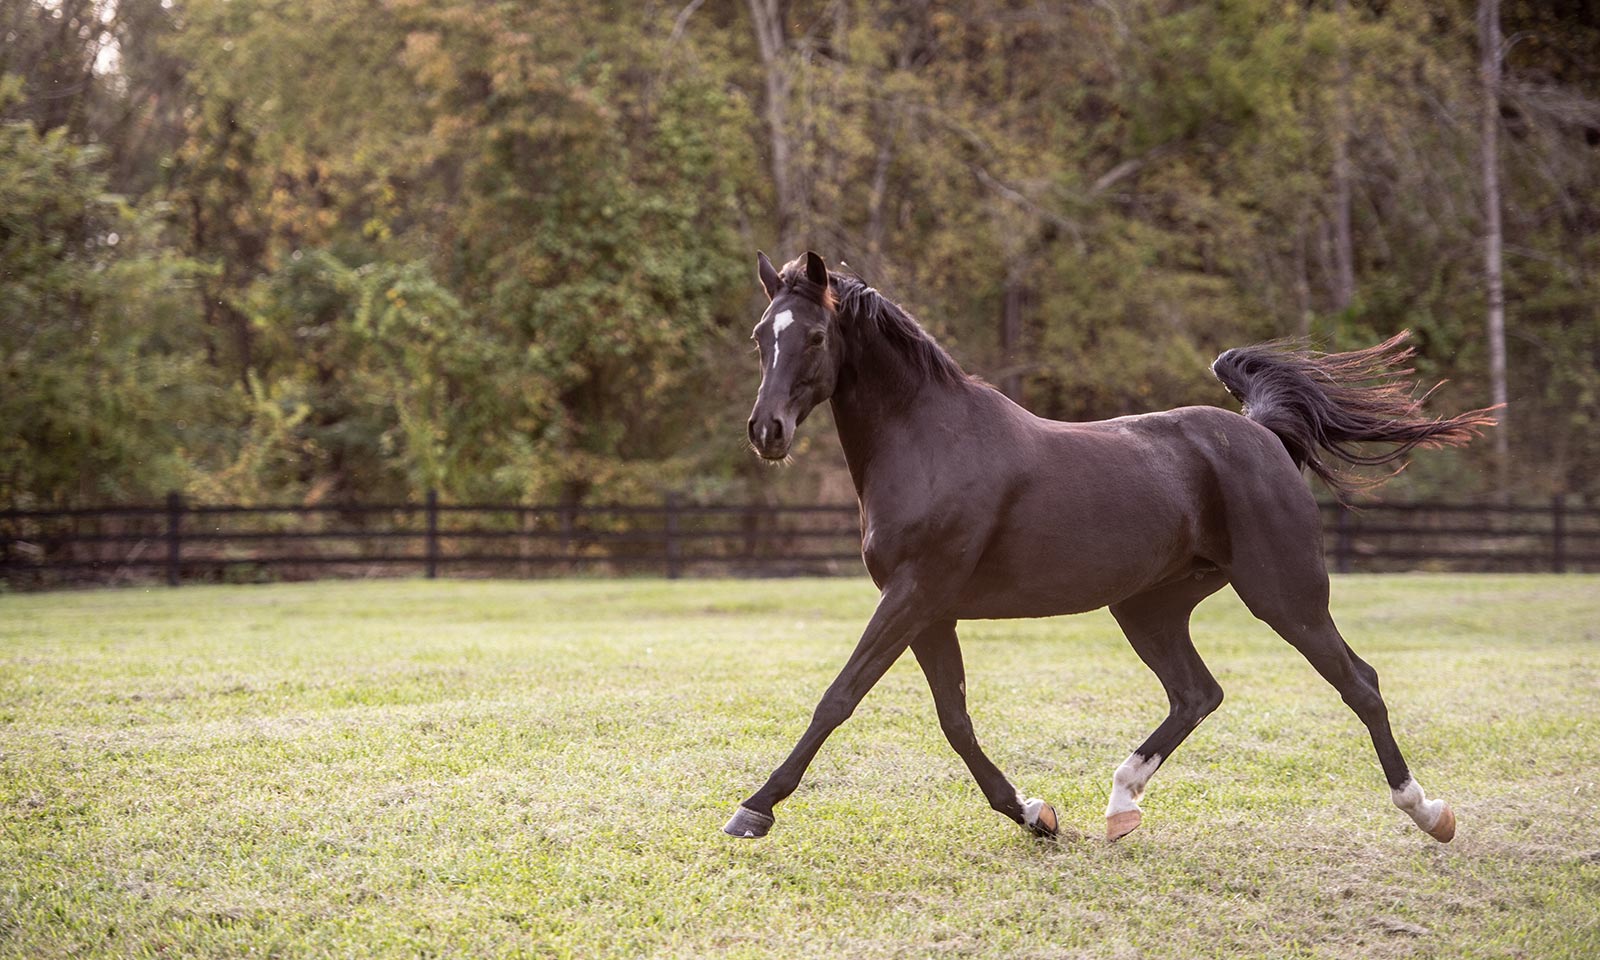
[1426, 803, 1456, 843]
[1022, 797, 1058, 838]
[722, 805, 775, 839]
[1106, 809, 1142, 842]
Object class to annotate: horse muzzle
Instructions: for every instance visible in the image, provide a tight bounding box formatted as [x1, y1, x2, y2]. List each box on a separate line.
[747, 412, 795, 460]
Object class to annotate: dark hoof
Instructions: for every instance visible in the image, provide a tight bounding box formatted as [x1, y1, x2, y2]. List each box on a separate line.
[722, 805, 775, 839]
[1022, 797, 1058, 838]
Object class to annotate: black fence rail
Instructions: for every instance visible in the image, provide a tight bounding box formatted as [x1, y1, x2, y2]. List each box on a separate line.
[2, 493, 1596, 588]
[1323, 498, 1600, 574]
[0, 493, 863, 588]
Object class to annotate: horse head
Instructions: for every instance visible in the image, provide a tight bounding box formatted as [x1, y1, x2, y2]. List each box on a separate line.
[746, 250, 843, 460]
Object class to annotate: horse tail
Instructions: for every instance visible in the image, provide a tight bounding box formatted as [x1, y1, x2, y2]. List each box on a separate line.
[1210, 331, 1498, 500]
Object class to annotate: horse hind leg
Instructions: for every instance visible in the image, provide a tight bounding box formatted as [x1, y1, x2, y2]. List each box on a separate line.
[1230, 562, 1456, 843]
[1104, 570, 1229, 841]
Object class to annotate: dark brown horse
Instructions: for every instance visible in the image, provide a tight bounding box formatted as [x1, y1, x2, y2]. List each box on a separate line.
[725, 251, 1495, 844]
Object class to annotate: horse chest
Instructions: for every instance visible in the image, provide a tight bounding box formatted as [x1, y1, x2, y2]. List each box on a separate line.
[859, 514, 924, 587]
[860, 524, 889, 586]
[858, 498, 992, 592]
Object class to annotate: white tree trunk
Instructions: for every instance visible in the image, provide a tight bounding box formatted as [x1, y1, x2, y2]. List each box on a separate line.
[1479, 0, 1510, 495]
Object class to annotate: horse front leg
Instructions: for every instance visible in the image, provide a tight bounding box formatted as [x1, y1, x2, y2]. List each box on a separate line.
[723, 581, 935, 838]
[911, 620, 1058, 837]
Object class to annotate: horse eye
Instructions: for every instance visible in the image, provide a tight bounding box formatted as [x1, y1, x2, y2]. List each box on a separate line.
[808, 330, 826, 347]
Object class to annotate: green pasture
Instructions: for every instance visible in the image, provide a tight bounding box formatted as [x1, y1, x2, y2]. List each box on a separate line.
[2, 576, 1598, 958]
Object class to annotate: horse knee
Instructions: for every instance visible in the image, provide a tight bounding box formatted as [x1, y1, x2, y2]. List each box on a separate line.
[810, 694, 855, 731]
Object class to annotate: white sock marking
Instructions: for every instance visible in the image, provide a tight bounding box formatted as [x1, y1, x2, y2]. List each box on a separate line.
[1391, 777, 1446, 831]
[1021, 796, 1049, 828]
[1106, 753, 1162, 816]
[771, 309, 793, 372]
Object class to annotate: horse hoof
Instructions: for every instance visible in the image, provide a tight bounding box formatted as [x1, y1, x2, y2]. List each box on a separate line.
[722, 805, 775, 839]
[1427, 804, 1456, 843]
[1022, 797, 1058, 838]
[1106, 809, 1142, 842]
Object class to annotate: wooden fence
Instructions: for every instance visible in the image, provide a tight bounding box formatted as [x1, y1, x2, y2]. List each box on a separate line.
[2, 493, 1596, 588]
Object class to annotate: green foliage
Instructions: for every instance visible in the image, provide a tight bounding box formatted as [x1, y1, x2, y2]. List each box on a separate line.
[2, 1, 1598, 506]
[232, 249, 505, 500]
[0, 88, 220, 506]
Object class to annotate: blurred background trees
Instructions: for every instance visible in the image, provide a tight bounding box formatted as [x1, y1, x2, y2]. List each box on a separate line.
[3, 0, 1597, 508]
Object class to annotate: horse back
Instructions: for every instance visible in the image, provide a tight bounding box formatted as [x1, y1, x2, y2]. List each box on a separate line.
[950, 404, 1312, 618]
[1073, 404, 1321, 561]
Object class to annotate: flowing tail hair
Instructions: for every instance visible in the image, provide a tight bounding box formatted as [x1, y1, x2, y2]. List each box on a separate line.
[1211, 331, 1499, 501]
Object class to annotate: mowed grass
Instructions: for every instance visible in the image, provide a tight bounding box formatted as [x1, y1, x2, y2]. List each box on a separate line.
[1, 577, 1598, 959]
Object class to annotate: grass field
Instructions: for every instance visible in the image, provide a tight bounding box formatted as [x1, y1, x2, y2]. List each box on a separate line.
[2, 576, 1598, 958]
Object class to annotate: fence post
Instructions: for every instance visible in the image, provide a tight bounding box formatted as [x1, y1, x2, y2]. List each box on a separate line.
[665, 492, 682, 580]
[165, 491, 184, 587]
[560, 503, 575, 564]
[517, 506, 530, 579]
[1334, 502, 1353, 575]
[743, 503, 759, 563]
[1552, 494, 1566, 574]
[425, 489, 439, 579]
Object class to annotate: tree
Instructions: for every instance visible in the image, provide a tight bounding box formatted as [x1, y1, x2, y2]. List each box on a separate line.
[5, 0, 1599, 509]
[1480, 0, 1510, 496]
[0, 84, 218, 505]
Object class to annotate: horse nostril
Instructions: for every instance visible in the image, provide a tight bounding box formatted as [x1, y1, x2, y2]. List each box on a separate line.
[749, 416, 785, 451]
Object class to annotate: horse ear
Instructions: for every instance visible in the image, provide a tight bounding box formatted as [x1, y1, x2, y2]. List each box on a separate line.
[804, 250, 828, 287]
[757, 251, 781, 300]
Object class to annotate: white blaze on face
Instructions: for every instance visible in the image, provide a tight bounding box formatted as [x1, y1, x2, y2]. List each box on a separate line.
[771, 309, 794, 372]
[1391, 777, 1447, 831]
[1105, 752, 1162, 816]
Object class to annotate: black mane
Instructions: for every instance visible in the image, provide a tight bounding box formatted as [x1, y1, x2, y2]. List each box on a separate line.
[827, 274, 969, 385]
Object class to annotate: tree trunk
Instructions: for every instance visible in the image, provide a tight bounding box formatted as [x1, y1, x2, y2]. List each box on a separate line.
[1000, 268, 1025, 405]
[1294, 226, 1313, 337]
[865, 137, 893, 277]
[1479, 0, 1510, 497]
[1330, 0, 1356, 313]
[747, 0, 797, 254]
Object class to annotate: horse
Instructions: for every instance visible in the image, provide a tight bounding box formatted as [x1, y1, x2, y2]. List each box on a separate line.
[723, 250, 1497, 845]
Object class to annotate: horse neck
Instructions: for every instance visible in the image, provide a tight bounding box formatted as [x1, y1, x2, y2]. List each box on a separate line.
[828, 313, 966, 496]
